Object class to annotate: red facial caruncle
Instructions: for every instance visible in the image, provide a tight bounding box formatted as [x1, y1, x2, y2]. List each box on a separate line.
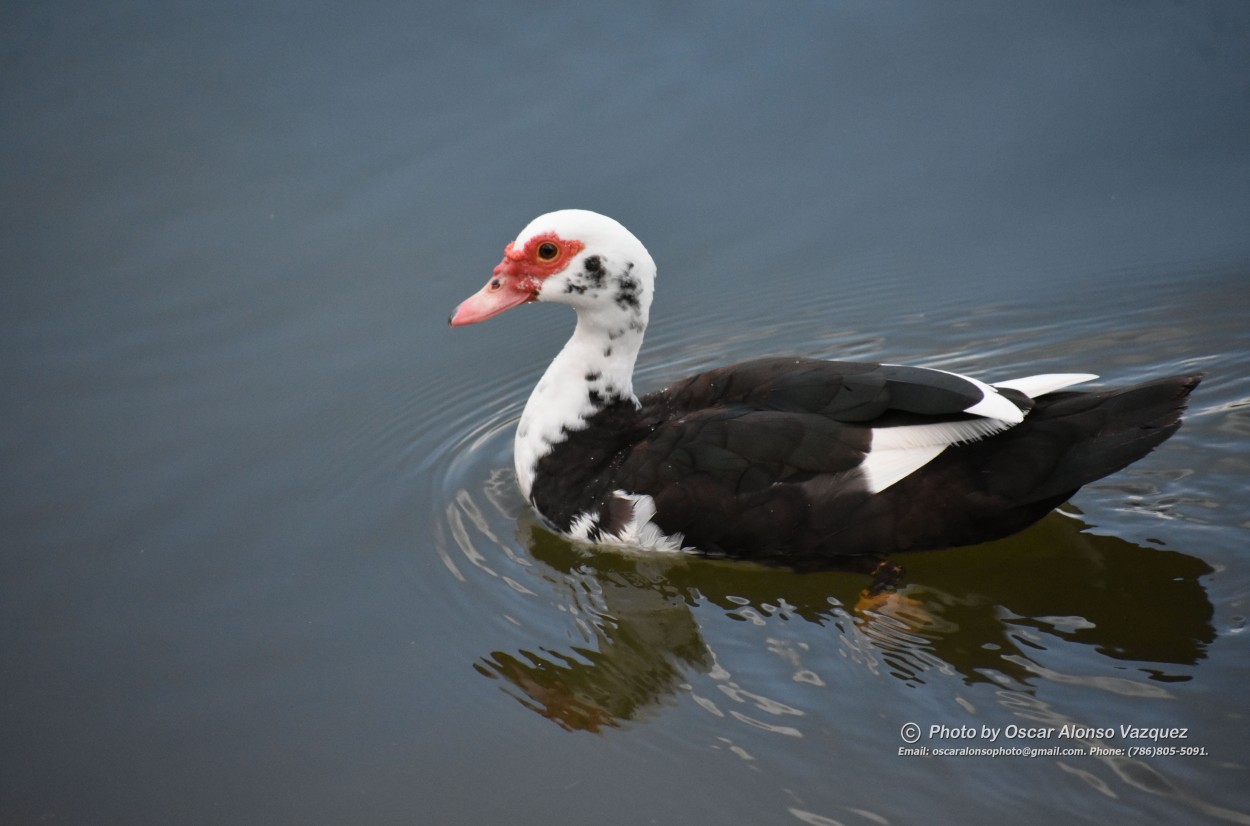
[497, 232, 585, 281]
[449, 232, 585, 326]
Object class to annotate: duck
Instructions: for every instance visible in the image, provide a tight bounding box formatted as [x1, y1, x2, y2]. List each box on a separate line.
[449, 209, 1201, 568]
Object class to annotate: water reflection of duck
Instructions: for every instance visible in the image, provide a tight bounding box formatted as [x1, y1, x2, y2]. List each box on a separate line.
[450, 210, 1201, 576]
[475, 512, 1214, 731]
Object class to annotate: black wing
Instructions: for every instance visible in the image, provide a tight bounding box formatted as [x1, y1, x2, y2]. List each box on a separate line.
[608, 358, 1028, 556]
[646, 357, 1023, 421]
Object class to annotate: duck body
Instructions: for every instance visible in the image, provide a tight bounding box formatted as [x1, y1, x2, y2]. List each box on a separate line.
[450, 210, 1201, 562]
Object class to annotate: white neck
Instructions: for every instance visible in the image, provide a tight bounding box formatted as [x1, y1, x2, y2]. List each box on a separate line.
[498, 209, 657, 501]
[514, 310, 647, 501]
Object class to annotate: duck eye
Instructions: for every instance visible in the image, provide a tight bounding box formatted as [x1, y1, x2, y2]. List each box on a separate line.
[536, 242, 560, 262]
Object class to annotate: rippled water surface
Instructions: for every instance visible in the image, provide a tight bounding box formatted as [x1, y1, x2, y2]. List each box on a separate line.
[4, 3, 1250, 824]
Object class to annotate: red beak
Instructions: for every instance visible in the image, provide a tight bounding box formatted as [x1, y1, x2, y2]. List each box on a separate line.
[448, 272, 540, 326]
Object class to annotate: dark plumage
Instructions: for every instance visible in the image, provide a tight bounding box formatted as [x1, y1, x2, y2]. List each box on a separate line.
[530, 358, 1201, 560]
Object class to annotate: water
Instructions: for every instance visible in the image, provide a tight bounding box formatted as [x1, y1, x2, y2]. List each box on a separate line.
[3, 2, 1249, 824]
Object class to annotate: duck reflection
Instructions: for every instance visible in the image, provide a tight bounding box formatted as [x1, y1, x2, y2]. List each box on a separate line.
[473, 508, 1215, 731]
[475, 560, 710, 732]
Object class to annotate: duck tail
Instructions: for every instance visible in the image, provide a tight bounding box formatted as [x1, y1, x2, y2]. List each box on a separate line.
[1017, 372, 1203, 503]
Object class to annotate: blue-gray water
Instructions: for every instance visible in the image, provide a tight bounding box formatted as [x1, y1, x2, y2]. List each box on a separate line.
[4, 2, 1250, 824]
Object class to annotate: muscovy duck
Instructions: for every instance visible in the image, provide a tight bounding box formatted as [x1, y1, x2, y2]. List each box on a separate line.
[449, 209, 1201, 563]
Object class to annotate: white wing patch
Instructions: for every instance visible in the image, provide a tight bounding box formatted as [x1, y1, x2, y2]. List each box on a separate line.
[859, 373, 1099, 493]
[962, 390, 1025, 423]
[934, 368, 1024, 423]
[869, 417, 1016, 450]
[862, 417, 1017, 493]
[858, 444, 947, 494]
[994, 373, 1097, 398]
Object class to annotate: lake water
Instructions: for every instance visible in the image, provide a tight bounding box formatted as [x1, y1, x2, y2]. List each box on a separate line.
[4, 2, 1250, 824]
